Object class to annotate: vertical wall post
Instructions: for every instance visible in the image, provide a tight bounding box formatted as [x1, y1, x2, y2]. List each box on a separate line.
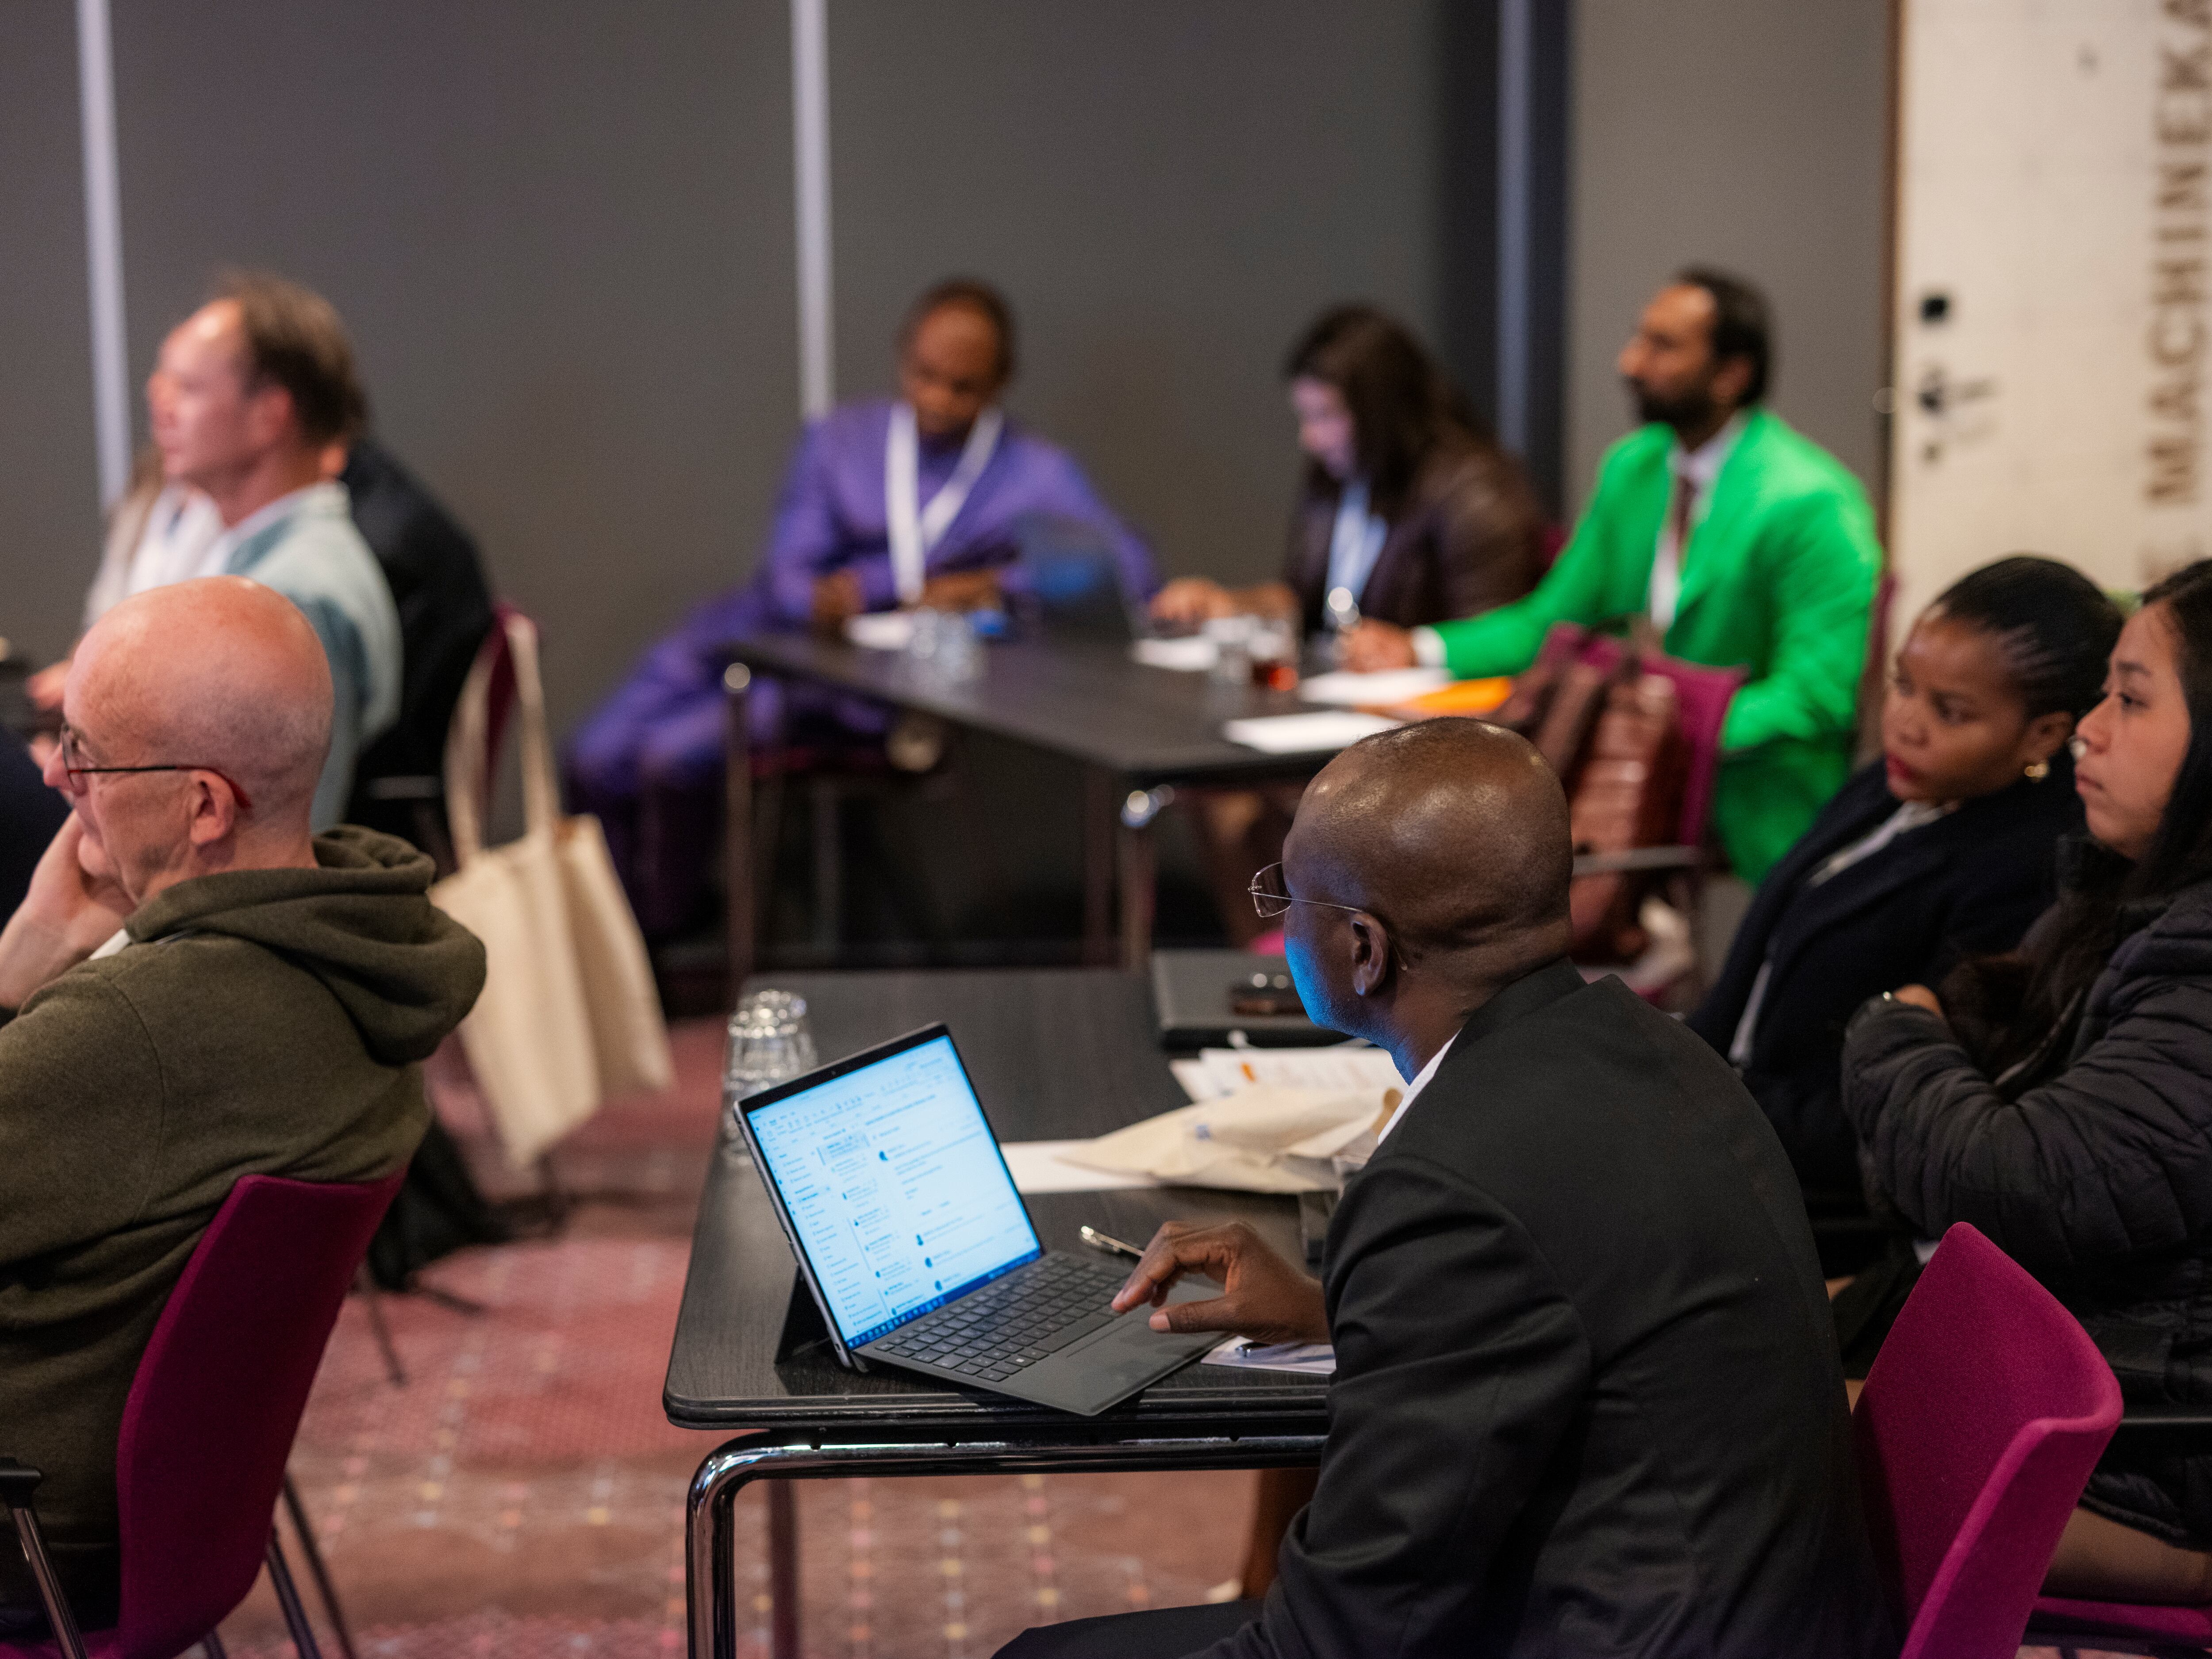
[75, 0, 131, 506]
[791, 0, 834, 419]
[1495, 0, 1534, 455]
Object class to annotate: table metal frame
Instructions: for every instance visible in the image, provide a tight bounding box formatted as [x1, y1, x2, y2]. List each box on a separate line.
[686, 1432, 1325, 1659]
[718, 634, 1338, 979]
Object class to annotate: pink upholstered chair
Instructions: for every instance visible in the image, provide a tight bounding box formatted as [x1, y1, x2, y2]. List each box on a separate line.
[1854, 1222, 2123, 1659]
[1, 1171, 405, 1659]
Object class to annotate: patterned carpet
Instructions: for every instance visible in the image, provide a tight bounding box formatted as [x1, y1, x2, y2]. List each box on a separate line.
[208, 1019, 1248, 1659]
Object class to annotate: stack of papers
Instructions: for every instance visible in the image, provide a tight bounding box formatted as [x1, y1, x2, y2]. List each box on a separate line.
[1296, 667, 1450, 707]
[844, 612, 915, 651]
[1203, 1336, 1336, 1375]
[998, 1140, 1162, 1194]
[1221, 711, 1399, 754]
[1130, 636, 1219, 671]
[1171, 1045, 1405, 1103]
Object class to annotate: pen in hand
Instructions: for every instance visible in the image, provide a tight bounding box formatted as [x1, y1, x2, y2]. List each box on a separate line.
[1080, 1224, 1144, 1262]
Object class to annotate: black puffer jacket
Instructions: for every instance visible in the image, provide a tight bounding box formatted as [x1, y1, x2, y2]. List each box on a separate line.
[1841, 872, 2212, 1544]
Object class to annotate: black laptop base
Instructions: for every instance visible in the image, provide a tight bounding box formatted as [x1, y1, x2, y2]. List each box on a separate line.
[859, 1251, 1219, 1417]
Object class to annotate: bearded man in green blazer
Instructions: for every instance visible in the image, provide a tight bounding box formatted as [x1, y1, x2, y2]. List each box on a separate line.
[1348, 271, 1881, 882]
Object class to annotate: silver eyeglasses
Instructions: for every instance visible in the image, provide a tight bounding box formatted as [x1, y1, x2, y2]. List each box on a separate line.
[1247, 862, 1369, 921]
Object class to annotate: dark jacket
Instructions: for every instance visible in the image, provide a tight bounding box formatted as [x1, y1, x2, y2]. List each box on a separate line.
[1842, 869, 2212, 1545]
[1206, 961, 1893, 1659]
[341, 437, 495, 833]
[1284, 438, 1544, 634]
[1688, 759, 2082, 1194]
[0, 829, 485, 1608]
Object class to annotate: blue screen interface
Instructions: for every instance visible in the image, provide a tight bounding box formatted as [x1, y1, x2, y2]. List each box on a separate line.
[748, 1034, 1041, 1346]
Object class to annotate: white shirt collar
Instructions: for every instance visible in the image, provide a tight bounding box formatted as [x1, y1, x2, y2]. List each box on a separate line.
[214, 480, 348, 549]
[1670, 410, 1747, 492]
[1375, 1032, 1455, 1144]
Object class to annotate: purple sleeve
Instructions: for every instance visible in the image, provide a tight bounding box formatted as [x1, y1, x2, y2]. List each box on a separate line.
[1031, 447, 1160, 600]
[759, 421, 845, 626]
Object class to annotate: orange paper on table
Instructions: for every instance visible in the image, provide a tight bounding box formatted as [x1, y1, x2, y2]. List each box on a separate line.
[1367, 676, 1513, 721]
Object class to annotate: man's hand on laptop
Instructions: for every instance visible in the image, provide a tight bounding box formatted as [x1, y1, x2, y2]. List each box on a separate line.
[0, 818, 131, 1010]
[1111, 1220, 1327, 1346]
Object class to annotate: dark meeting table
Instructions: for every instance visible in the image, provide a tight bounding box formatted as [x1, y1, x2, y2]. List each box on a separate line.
[666, 968, 1331, 1659]
[718, 631, 1354, 975]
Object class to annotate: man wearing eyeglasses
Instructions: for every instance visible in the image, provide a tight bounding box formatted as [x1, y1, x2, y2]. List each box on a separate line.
[0, 578, 483, 1634]
[998, 719, 1890, 1659]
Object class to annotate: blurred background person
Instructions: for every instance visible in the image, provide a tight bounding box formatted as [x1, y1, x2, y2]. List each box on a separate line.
[1688, 556, 2119, 1220]
[1151, 303, 1545, 639]
[565, 276, 1157, 937]
[1152, 305, 1545, 941]
[30, 274, 402, 832]
[1343, 269, 1881, 882]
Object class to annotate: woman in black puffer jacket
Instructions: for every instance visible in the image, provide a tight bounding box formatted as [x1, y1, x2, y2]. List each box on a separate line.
[1841, 558, 2212, 1603]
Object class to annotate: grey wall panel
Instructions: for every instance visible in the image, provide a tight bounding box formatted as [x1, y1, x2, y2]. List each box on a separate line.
[102, 0, 796, 733]
[826, 0, 1446, 590]
[1567, 0, 1890, 514]
[0, 3, 102, 668]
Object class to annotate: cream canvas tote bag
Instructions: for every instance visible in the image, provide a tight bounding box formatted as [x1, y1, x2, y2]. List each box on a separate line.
[430, 612, 669, 1165]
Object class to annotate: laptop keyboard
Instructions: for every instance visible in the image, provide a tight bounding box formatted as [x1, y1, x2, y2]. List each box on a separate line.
[869, 1254, 1134, 1383]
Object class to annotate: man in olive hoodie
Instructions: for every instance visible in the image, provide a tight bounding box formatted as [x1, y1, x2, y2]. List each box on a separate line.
[0, 576, 485, 1626]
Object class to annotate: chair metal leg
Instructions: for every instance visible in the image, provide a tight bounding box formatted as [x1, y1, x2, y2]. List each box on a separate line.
[353, 1266, 406, 1387]
[282, 1474, 358, 1659]
[202, 1629, 230, 1658]
[265, 1530, 325, 1659]
[1, 1489, 88, 1659]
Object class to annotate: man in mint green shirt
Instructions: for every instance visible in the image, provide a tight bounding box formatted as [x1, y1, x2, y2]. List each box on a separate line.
[1349, 271, 1881, 881]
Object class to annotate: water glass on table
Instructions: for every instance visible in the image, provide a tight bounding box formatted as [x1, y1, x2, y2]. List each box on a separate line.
[723, 989, 821, 1143]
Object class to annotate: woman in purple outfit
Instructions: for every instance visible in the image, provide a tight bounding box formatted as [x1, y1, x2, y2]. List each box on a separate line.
[564, 279, 1157, 934]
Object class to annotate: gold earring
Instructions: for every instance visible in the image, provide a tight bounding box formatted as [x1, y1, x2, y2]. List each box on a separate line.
[2025, 759, 2051, 781]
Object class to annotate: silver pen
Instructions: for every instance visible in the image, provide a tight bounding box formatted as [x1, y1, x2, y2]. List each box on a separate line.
[1080, 1224, 1144, 1262]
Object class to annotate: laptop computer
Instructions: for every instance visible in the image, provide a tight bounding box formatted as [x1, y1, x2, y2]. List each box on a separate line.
[732, 1022, 1221, 1417]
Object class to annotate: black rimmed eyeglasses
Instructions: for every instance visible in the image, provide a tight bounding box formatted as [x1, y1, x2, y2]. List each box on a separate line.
[56, 725, 255, 811]
[1247, 862, 1369, 921]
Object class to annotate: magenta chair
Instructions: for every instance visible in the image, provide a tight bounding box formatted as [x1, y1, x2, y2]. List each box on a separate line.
[1854, 1222, 2123, 1659]
[1, 1170, 406, 1659]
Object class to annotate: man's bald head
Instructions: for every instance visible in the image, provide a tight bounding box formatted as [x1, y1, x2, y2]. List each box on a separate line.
[1286, 719, 1571, 967]
[73, 577, 332, 827]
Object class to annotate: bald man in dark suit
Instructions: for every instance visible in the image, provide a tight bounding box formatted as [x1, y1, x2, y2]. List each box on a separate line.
[998, 720, 1894, 1659]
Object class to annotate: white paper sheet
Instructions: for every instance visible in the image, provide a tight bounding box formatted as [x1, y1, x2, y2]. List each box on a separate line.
[1130, 636, 1219, 672]
[1221, 711, 1399, 754]
[1173, 1047, 1406, 1103]
[1203, 1336, 1336, 1376]
[999, 1139, 1163, 1194]
[1296, 667, 1451, 707]
[844, 611, 915, 651]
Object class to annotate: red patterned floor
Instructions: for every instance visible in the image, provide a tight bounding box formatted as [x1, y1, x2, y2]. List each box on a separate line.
[208, 1021, 1248, 1658]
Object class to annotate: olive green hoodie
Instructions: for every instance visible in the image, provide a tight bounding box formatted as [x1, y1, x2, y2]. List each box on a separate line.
[0, 827, 484, 1611]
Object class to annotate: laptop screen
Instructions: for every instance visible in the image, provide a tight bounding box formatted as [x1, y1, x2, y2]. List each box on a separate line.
[745, 1030, 1042, 1347]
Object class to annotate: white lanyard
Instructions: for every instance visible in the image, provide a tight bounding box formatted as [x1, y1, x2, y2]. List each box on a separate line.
[886, 402, 1003, 605]
[1324, 479, 1388, 619]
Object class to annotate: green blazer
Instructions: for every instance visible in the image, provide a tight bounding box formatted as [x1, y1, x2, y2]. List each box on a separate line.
[1431, 407, 1881, 881]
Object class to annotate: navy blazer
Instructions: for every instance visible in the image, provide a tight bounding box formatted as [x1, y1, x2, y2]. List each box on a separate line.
[1686, 758, 2084, 1195]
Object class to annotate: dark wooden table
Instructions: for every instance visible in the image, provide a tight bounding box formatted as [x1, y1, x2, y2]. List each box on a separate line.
[667, 969, 1330, 1659]
[719, 633, 1351, 975]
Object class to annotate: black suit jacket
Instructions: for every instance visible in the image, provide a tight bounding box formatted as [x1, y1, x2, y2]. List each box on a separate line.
[1204, 962, 1893, 1659]
[1285, 439, 1544, 633]
[1686, 760, 2082, 1194]
[340, 437, 495, 830]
